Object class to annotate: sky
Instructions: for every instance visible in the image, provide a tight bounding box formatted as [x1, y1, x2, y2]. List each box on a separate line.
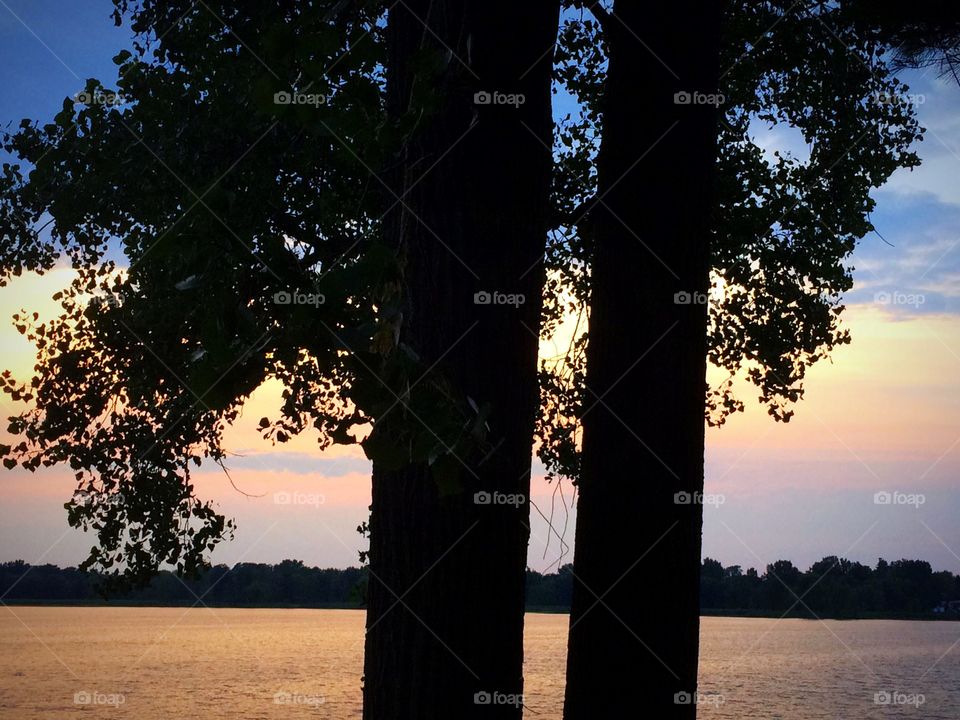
[0, 1, 958, 576]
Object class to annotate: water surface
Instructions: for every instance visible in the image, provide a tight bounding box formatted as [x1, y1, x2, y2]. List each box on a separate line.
[2, 607, 958, 718]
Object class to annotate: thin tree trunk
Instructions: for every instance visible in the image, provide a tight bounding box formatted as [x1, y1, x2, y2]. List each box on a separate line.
[363, 2, 560, 719]
[563, 3, 722, 718]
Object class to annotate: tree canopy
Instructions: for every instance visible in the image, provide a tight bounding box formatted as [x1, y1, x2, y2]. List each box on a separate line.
[537, 0, 923, 482]
[0, 0, 928, 587]
[4, 556, 957, 618]
[0, 0, 491, 590]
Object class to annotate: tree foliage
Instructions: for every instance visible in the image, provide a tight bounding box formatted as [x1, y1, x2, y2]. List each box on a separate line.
[0, 0, 490, 590]
[4, 556, 957, 617]
[535, 0, 923, 482]
[0, 0, 929, 586]
[845, 0, 960, 80]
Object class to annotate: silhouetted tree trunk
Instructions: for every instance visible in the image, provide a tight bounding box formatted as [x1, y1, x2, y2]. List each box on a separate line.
[563, 3, 722, 718]
[363, 2, 560, 719]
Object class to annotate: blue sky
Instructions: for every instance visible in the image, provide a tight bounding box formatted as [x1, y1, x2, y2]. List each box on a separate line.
[1, 1, 959, 576]
[0, 1, 125, 130]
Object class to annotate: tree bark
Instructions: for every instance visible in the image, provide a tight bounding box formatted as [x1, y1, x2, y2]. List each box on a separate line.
[563, 3, 722, 718]
[363, 2, 560, 719]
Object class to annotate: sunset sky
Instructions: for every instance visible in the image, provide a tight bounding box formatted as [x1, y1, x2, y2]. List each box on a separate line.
[1, 0, 958, 576]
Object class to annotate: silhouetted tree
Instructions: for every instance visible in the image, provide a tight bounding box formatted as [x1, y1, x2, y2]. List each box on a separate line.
[0, 2, 952, 717]
[363, 2, 560, 718]
[546, 2, 924, 717]
[700, 558, 726, 609]
[559, 6, 722, 714]
[0, 1, 559, 718]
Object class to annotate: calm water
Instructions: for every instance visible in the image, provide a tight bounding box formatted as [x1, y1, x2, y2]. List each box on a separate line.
[2, 607, 958, 718]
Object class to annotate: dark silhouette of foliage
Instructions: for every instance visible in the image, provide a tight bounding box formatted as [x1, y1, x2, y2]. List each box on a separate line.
[3, 557, 957, 617]
[700, 556, 960, 617]
[0, 0, 500, 591]
[537, 1, 924, 489]
[846, 0, 960, 80]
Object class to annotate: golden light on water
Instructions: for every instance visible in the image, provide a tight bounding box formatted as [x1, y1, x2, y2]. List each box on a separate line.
[2, 608, 957, 719]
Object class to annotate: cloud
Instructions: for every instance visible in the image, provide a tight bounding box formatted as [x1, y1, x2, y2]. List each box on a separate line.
[846, 190, 960, 317]
[884, 70, 960, 206]
[214, 451, 371, 477]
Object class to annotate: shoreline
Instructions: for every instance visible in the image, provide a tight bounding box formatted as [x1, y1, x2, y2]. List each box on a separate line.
[2, 600, 957, 622]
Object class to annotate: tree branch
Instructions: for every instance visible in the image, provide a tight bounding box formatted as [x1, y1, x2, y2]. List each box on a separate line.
[587, 1, 613, 33]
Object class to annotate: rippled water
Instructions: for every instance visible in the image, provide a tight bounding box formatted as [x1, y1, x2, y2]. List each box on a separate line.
[2, 607, 958, 718]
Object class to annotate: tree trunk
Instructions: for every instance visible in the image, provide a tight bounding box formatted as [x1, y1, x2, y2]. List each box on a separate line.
[363, 2, 559, 719]
[563, 3, 722, 718]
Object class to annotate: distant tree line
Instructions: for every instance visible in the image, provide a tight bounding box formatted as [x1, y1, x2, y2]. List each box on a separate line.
[698, 557, 960, 617]
[0, 559, 366, 607]
[2, 557, 958, 617]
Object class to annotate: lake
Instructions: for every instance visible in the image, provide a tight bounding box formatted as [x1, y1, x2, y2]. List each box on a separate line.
[2, 607, 958, 718]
